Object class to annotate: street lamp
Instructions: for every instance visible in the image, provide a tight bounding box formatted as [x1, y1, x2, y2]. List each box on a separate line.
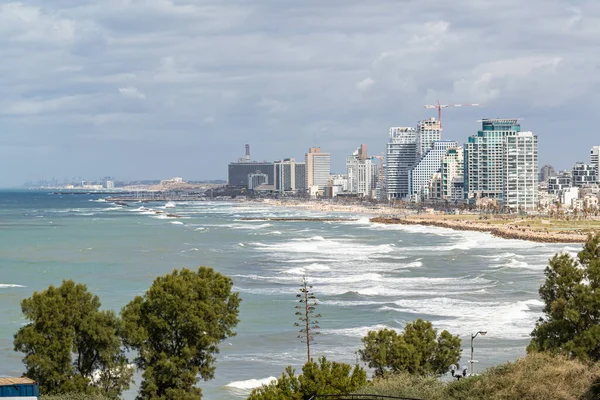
[470, 331, 487, 376]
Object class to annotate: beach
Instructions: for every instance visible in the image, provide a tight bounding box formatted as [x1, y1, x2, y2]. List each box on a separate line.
[260, 200, 597, 243]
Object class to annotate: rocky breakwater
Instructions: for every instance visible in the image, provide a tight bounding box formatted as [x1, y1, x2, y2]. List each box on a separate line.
[370, 217, 589, 244]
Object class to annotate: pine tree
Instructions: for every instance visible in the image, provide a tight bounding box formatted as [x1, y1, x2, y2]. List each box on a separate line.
[294, 277, 321, 362]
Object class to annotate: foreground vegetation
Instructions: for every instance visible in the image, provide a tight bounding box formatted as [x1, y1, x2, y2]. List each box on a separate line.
[355, 352, 600, 400]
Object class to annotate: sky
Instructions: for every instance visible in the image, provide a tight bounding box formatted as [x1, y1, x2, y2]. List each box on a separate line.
[1, 0, 598, 186]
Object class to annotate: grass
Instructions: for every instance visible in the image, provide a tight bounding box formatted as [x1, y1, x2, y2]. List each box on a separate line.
[355, 353, 600, 400]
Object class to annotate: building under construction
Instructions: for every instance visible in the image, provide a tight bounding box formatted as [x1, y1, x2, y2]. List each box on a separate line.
[227, 144, 274, 188]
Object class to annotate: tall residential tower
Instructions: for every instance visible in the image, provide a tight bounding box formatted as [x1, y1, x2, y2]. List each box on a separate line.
[386, 127, 417, 200]
[465, 119, 538, 211]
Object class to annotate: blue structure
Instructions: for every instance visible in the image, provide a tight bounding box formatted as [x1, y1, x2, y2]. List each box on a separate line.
[0, 377, 39, 399]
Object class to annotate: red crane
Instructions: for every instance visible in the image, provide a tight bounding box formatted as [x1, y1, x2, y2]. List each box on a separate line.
[424, 101, 480, 128]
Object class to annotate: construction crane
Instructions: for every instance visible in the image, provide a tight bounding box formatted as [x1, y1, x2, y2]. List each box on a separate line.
[424, 101, 480, 128]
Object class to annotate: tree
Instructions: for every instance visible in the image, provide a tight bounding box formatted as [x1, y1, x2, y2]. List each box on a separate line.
[13, 280, 132, 397]
[247, 356, 367, 400]
[295, 277, 321, 362]
[121, 267, 240, 400]
[359, 319, 462, 377]
[528, 233, 600, 361]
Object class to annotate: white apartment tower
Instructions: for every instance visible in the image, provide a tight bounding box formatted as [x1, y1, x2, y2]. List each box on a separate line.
[504, 131, 538, 211]
[409, 141, 457, 200]
[441, 147, 464, 201]
[416, 118, 442, 159]
[465, 119, 538, 211]
[386, 127, 417, 200]
[591, 146, 600, 175]
[305, 147, 331, 194]
[346, 144, 376, 197]
[274, 158, 306, 193]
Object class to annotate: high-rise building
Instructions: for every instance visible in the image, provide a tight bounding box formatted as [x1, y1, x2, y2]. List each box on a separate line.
[416, 118, 442, 159]
[539, 164, 556, 184]
[346, 144, 377, 197]
[305, 147, 330, 193]
[441, 147, 464, 201]
[274, 159, 306, 193]
[248, 173, 268, 190]
[572, 162, 596, 186]
[465, 119, 538, 211]
[591, 146, 600, 174]
[409, 141, 457, 200]
[386, 127, 417, 200]
[228, 145, 274, 187]
[504, 131, 538, 211]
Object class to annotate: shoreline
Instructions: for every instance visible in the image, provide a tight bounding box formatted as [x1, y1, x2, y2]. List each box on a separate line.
[370, 216, 589, 244]
[258, 200, 593, 244]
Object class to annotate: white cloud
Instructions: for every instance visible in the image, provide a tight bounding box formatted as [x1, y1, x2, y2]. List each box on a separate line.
[1, 0, 599, 185]
[118, 86, 146, 100]
[356, 77, 374, 92]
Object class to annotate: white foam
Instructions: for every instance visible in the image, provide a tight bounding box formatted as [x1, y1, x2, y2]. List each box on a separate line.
[89, 198, 107, 202]
[388, 297, 544, 339]
[0, 284, 26, 288]
[232, 223, 272, 230]
[170, 221, 184, 225]
[323, 324, 398, 338]
[225, 377, 277, 391]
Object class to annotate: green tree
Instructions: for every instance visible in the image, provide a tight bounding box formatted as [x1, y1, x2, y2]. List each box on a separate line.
[528, 233, 600, 360]
[248, 356, 367, 400]
[121, 267, 241, 400]
[13, 280, 132, 397]
[294, 277, 321, 362]
[359, 319, 462, 377]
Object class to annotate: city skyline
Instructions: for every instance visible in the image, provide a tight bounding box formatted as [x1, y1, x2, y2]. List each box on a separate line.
[2, 1, 599, 187]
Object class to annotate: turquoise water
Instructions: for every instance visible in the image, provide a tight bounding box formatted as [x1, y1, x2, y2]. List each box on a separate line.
[0, 191, 578, 399]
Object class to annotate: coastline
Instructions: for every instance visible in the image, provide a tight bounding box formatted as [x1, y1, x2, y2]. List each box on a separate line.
[258, 200, 594, 244]
[370, 216, 589, 244]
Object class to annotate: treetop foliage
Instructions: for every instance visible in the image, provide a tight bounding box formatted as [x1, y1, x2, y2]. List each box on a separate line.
[121, 266, 241, 400]
[13, 280, 133, 398]
[247, 356, 367, 400]
[359, 319, 462, 377]
[529, 233, 600, 361]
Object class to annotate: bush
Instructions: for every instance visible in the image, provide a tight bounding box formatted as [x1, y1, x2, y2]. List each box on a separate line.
[41, 394, 112, 400]
[356, 352, 600, 400]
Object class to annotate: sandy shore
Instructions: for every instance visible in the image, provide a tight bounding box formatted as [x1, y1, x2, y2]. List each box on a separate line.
[258, 200, 594, 244]
[370, 216, 590, 244]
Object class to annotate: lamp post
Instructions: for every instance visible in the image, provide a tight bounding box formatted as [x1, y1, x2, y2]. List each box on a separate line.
[470, 331, 487, 376]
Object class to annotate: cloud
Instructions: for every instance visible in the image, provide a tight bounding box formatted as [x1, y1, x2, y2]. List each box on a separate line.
[118, 86, 146, 100]
[1, 0, 599, 185]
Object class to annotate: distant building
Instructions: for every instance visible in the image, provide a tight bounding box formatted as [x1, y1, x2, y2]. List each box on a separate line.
[539, 164, 556, 184]
[416, 118, 442, 159]
[274, 159, 306, 194]
[305, 147, 330, 195]
[441, 147, 464, 201]
[572, 162, 596, 187]
[465, 119, 538, 211]
[504, 131, 538, 211]
[228, 145, 274, 188]
[592, 146, 600, 174]
[409, 141, 457, 200]
[105, 180, 114, 189]
[386, 127, 417, 200]
[548, 171, 572, 194]
[248, 173, 268, 190]
[346, 144, 377, 198]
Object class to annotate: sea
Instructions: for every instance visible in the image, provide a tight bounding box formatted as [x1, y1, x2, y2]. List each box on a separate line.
[0, 191, 581, 399]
